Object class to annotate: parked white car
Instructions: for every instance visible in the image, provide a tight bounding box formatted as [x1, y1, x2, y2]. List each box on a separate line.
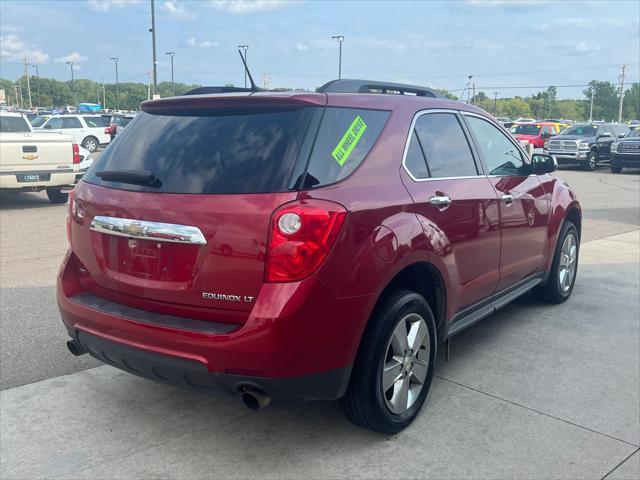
[0, 112, 77, 203]
[36, 114, 111, 152]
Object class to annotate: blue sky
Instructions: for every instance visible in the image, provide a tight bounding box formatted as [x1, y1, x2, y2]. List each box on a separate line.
[1, 0, 638, 99]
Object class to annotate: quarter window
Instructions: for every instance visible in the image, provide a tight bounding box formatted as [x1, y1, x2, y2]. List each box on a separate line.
[412, 112, 478, 178]
[404, 131, 429, 179]
[465, 115, 527, 176]
[62, 117, 82, 129]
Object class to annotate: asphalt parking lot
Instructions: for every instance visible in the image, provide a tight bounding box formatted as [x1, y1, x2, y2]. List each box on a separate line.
[1, 166, 639, 479]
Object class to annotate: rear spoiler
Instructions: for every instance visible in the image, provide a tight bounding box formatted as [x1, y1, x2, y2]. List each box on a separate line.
[141, 92, 327, 115]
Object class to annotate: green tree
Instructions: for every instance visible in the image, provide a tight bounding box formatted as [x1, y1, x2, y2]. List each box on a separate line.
[623, 83, 640, 121]
[583, 81, 619, 121]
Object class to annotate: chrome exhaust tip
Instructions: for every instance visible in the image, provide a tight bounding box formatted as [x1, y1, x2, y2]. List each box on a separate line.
[241, 389, 271, 410]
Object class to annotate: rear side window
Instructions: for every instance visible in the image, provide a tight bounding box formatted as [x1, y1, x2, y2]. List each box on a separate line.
[302, 107, 389, 188]
[62, 117, 82, 128]
[404, 131, 429, 179]
[85, 108, 317, 194]
[413, 113, 478, 178]
[0, 116, 31, 133]
[84, 116, 109, 127]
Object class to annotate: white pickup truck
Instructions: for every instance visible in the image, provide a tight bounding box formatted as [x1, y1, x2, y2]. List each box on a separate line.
[0, 112, 78, 203]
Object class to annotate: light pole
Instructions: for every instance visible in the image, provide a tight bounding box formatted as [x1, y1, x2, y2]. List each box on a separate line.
[331, 35, 344, 79]
[66, 61, 75, 104]
[149, 0, 158, 95]
[32, 65, 39, 106]
[493, 92, 499, 116]
[238, 45, 248, 88]
[110, 57, 119, 110]
[165, 51, 175, 95]
[589, 88, 594, 123]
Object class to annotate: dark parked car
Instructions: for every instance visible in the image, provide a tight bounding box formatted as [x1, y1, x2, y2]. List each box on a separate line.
[611, 128, 640, 173]
[58, 80, 581, 433]
[546, 123, 625, 170]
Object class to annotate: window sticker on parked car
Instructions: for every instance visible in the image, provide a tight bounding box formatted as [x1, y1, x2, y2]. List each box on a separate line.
[331, 115, 367, 166]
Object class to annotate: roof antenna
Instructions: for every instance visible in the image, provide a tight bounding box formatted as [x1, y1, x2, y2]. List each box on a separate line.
[238, 49, 261, 92]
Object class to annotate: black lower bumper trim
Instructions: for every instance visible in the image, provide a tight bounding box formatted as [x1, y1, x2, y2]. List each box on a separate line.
[74, 330, 351, 401]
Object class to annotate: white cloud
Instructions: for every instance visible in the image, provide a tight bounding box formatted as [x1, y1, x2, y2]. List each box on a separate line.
[295, 43, 308, 51]
[0, 34, 50, 63]
[184, 37, 219, 48]
[87, 0, 140, 12]
[561, 41, 601, 56]
[162, 0, 194, 19]
[0, 25, 23, 33]
[55, 52, 88, 64]
[207, 0, 295, 14]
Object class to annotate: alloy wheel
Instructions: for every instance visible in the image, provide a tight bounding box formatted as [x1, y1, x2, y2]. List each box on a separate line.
[558, 233, 577, 293]
[381, 313, 431, 415]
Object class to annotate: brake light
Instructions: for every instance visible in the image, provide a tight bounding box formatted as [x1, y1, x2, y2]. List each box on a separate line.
[72, 144, 81, 164]
[266, 200, 347, 282]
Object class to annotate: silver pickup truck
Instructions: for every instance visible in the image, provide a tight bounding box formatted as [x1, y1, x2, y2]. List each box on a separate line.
[0, 112, 78, 203]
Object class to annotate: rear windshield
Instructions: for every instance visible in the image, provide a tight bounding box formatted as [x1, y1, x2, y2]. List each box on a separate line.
[0, 116, 31, 133]
[561, 126, 597, 136]
[83, 116, 109, 128]
[85, 106, 389, 194]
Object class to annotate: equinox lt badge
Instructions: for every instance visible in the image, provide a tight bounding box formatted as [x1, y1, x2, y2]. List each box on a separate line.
[202, 292, 254, 303]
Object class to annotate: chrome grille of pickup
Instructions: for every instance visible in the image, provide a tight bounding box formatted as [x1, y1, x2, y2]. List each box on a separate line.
[548, 140, 578, 152]
[617, 142, 640, 154]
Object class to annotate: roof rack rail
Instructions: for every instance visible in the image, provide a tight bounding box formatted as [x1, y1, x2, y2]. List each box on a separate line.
[317, 79, 442, 98]
[183, 86, 255, 96]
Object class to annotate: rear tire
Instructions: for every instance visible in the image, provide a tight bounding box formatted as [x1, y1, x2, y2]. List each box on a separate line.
[46, 188, 69, 204]
[611, 166, 622, 174]
[82, 136, 98, 153]
[584, 151, 597, 171]
[534, 221, 579, 303]
[340, 290, 436, 434]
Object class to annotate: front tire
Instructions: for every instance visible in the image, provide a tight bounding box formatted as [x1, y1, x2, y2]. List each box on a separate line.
[46, 188, 69, 204]
[82, 136, 98, 153]
[340, 290, 436, 434]
[535, 221, 579, 303]
[584, 151, 598, 171]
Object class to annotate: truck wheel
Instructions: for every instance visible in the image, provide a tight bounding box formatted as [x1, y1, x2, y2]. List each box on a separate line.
[611, 166, 622, 174]
[82, 136, 98, 152]
[584, 151, 597, 171]
[46, 188, 69, 204]
[534, 221, 579, 304]
[340, 290, 436, 434]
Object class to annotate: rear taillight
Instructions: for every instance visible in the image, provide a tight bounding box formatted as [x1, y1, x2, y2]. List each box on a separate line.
[72, 144, 81, 164]
[266, 200, 347, 283]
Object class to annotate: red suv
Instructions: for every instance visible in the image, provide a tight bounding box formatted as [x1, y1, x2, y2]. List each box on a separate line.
[58, 80, 581, 433]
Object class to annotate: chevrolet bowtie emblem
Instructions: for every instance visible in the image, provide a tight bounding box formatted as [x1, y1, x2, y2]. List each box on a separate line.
[123, 222, 147, 236]
[22, 154, 39, 161]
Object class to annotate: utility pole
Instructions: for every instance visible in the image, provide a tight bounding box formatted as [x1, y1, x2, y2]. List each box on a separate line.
[589, 87, 594, 123]
[150, 0, 158, 95]
[17, 83, 23, 108]
[66, 61, 75, 104]
[32, 65, 39, 106]
[471, 83, 476, 105]
[110, 57, 119, 110]
[238, 45, 248, 88]
[331, 35, 344, 79]
[493, 92, 499, 115]
[618, 64, 626, 124]
[165, 51, 175, 95]
[23, 58, 32, 109]
[12, 85, 20, 108]
[103, 83, 106, 110]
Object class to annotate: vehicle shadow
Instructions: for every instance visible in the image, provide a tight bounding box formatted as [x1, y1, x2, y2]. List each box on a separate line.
[0, 191, 66, 210]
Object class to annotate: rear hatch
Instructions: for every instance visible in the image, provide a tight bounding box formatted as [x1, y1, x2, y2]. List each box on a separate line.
[71, 94, 325, 319]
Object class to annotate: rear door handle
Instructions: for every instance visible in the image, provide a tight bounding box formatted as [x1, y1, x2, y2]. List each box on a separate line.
[429, 194, 451, 207]
[500, 193, 514, 205]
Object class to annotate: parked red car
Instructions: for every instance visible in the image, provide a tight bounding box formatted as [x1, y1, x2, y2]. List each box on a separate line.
[511, 122, 560, 149]
[58, 80, 581, 433]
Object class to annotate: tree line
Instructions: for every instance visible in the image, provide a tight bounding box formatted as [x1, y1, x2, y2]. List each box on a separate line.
[1, 75, 638, 121]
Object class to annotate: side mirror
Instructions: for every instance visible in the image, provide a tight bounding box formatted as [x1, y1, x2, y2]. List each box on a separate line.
[597, 132, 612, 140]
[531, 153, 557, 174]
[618, 133, 627, 138]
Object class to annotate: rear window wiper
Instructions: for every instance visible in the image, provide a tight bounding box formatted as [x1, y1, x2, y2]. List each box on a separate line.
[95, 169, 162, 188]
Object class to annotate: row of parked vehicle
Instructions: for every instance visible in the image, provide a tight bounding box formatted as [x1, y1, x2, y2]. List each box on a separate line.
[501, 118, 638, 173]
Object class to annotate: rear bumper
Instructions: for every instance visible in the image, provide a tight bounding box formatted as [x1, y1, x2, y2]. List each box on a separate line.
[57, 251, 374, 400]
[611, 153, 640, 168]
[71, 329, 351, 400]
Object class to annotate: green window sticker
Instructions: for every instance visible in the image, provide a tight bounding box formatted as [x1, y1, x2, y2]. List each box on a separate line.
[331, 115, 368, 166]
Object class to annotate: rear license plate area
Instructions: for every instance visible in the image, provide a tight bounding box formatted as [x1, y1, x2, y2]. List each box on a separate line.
[17, 173, 50, 183]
